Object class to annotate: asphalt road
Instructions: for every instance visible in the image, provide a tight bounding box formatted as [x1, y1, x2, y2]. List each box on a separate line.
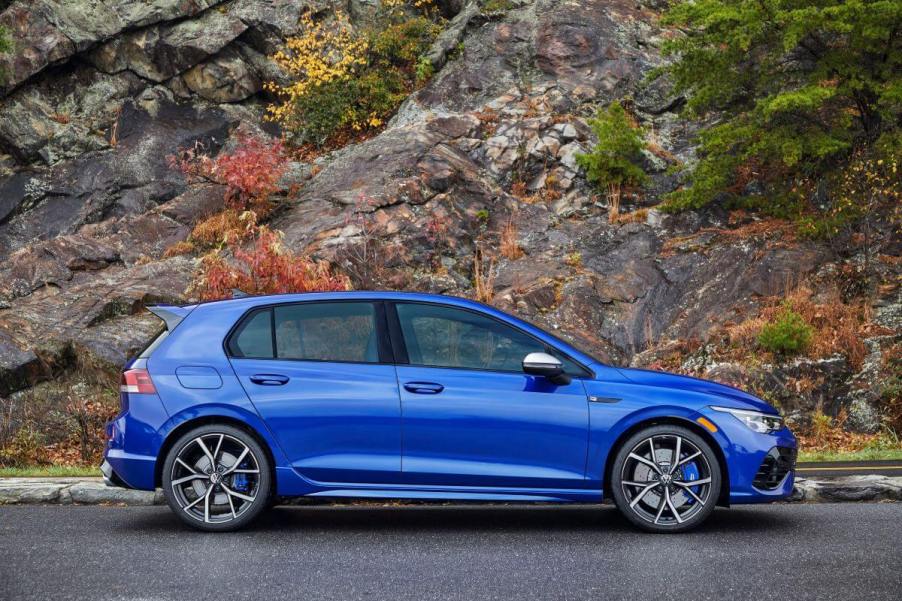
[1, 503, 900, 601]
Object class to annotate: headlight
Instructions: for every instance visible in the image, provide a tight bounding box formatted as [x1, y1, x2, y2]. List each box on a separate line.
[711, 406, 784, 434]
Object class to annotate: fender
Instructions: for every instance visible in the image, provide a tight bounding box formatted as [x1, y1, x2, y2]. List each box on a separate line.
[155, 404, 293, 484]
[585, 400, 734, 489]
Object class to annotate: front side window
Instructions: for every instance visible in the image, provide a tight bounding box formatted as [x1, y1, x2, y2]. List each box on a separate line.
[395, 303, 585, 375]
[274, 302, 379, 363]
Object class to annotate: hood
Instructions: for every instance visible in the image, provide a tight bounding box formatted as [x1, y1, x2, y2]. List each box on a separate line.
[615, 367, 779, 415]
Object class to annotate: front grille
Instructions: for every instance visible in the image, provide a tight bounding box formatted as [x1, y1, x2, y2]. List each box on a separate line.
[753, 446, 797, 490]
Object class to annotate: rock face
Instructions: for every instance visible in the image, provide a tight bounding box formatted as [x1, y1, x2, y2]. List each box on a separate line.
[0, 0, 899, 445]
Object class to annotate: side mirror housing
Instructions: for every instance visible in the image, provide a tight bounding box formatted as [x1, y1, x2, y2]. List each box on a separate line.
[522, 352, 571, 385]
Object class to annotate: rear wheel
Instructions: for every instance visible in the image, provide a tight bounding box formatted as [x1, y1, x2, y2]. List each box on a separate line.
[162, 424, 272, 532]
[611, 424, 721, 533]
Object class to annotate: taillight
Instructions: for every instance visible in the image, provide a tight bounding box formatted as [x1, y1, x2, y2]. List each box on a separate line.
[121, 368, 157, 394]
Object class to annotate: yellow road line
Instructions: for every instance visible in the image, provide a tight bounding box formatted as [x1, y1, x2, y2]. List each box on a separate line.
[796, 465, 902, 472]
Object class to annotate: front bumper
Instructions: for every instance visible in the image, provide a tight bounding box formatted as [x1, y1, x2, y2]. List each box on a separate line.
[700, 408, 798, 504]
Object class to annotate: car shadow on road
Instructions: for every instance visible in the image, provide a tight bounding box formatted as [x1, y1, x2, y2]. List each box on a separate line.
[122, 503, 795, 535]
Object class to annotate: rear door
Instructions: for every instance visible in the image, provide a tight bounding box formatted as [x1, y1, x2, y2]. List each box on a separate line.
[228, 301, 401, 485]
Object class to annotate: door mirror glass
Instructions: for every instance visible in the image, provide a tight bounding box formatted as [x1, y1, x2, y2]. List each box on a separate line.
[522, 352, 571, 385]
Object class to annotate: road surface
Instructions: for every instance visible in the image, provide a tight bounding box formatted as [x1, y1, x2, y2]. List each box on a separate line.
[1, 503, 900, 601]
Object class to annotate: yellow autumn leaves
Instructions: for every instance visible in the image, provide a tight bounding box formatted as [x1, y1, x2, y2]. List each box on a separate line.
[265, 1, 438, 144]
[265, 12, 368, 130]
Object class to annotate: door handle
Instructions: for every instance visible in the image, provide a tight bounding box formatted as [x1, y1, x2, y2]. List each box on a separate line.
[403, 381, 444, 394]
[250, 374, 289, 386]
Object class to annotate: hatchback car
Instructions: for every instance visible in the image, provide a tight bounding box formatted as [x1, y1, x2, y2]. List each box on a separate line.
[102, 292, 796, 532]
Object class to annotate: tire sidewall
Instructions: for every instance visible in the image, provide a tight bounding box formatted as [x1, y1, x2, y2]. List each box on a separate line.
[610, 424, 722, 533]
[162, 424, 272, 532]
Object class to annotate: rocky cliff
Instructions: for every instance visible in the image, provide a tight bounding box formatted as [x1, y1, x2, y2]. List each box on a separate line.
[0, 0, 899, 453]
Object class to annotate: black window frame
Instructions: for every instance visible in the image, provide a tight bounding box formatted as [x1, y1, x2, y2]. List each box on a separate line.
[224, 300, 393, 365]
[386, 301, 594, 379]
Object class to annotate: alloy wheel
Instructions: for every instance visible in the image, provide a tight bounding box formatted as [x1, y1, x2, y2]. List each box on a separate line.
[619, 434, 713, 526]
[169, 433, 262, 525]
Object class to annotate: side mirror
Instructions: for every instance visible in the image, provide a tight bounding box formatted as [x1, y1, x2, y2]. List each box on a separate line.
[522, 352, 571, 385]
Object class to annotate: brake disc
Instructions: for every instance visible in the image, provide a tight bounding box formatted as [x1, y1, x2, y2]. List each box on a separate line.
[190, 451, 238, 507]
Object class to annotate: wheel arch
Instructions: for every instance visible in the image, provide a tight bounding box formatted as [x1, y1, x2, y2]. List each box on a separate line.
[154, 415, 277, 489]
[602, 416, 730, 507]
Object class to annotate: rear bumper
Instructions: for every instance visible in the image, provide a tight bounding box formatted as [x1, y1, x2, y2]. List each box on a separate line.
[103, 410, 161, 491]
[100, 460, 130, 489]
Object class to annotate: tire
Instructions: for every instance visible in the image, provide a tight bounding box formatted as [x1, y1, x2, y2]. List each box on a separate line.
[162, 424, 272, 532]
[610, 424, 721, 533]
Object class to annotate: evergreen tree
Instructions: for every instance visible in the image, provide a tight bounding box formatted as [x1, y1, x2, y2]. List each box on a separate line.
[576, 101, 648, 222]
[658, 0, 902, 211]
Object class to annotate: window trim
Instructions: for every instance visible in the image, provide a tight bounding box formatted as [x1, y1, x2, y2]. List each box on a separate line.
[387, 301, 594, 379]
[223, 300, 393, 365]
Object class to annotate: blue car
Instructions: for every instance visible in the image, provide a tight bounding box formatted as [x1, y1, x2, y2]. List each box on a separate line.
[102, 292, 796, 532]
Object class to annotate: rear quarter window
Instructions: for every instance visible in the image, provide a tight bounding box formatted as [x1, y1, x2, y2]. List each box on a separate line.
[228, 308, 275, 358]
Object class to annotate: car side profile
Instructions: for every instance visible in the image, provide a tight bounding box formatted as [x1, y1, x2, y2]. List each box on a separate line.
[102, 292, 797, 532]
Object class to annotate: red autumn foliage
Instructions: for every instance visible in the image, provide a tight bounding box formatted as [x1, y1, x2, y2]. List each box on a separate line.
[196, 227, 350, 301]
[167, 134, 288, 208]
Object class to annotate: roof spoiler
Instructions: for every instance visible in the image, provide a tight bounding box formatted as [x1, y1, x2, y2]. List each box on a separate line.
[147, 305, 194, 330]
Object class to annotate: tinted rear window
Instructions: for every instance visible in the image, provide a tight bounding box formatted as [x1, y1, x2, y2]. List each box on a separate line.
[227, 302, 379, 363]
[274, 302, 378, 363]
[228, 308, 274, 358]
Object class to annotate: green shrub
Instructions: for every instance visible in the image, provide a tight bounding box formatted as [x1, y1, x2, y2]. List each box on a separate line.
[576, 101, 647, 221]
[415, 56, 434, 83]
[0, 426, 47, 468]
[483, 0, 514, 13]
[0, 25, 12, 84]
[757, 306, 814, 357]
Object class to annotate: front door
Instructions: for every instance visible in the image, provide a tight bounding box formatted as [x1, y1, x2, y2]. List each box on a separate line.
[391, 302, 590, 490]
[229, 301, 401, 485]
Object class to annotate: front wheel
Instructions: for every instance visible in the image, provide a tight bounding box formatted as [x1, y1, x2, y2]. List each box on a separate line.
[611, 425, 722, 533]
[162, 424, 272, 532]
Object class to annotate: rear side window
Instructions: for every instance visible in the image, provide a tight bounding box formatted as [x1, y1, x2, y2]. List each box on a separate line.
[227, 302, 380, 363]
[274, 302, 378, 363]
[228, 308, 274, 358]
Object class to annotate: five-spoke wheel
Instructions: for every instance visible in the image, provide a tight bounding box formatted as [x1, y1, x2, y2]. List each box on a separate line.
[162, 424, 271, 531]
[611, 425, 721, 532]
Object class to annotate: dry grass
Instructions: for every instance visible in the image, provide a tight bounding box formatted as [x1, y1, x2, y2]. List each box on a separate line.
[795, 408, 899, 454]
[500, 217, 524, 260]
[108, 107, 121, 148]
[473, 247, 496, 303]
[613, 208, 649, 224]
[511, 175, 562, 204]
[188, 207, 271, 250]
[1, 358, 119, 468]
[646, 140, 678, 164]
[50, 112, 71, 125]
[661, 217, 798, 257]
[725, 285, 875, 369]
[163, 240, 195, 257]
[510, 180, 529, 200]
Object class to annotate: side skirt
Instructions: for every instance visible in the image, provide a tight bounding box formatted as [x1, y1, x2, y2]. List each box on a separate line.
[305, 486, 602, 503]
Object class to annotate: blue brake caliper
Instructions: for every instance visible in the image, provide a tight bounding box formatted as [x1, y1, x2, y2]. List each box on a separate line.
[680, 461, 701, 504]
[231, 460, 251, 493]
